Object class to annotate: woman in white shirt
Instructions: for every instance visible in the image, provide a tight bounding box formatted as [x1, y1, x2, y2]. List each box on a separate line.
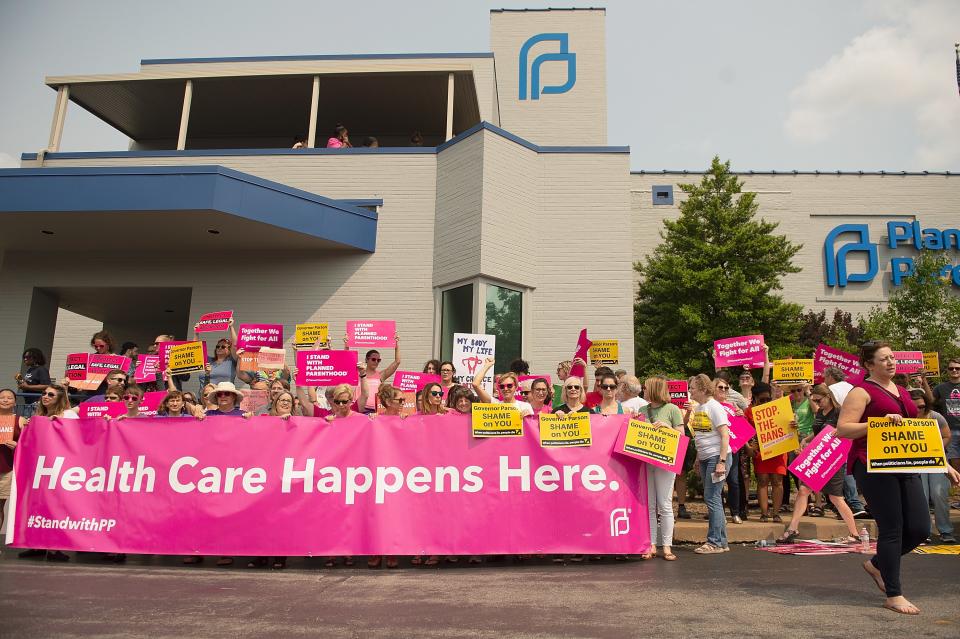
[686, 373, 731, 554]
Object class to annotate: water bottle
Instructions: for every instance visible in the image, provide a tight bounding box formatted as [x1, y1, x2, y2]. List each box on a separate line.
[755, 539, 770, 548]
[859, 526, 870, 552]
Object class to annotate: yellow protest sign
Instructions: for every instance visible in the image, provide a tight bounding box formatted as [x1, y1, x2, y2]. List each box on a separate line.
[752, 397, 800, 460]
[923, 352, 940, 378]
[539, 412, 592, 447]
[620, 419, 686, 471]
[866, 417, 948, 473]
[472, 403, 523, 438]
[295, 322, 329, 348]
[168, 341, 206, 375]
[772, 359, 814, 385]
[589, 340, 619, 366]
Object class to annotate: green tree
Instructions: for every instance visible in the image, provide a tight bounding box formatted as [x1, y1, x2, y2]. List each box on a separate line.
[797, 308, 865, 355]
[634, 157, 803, 376]
[861, 250, 960, 360]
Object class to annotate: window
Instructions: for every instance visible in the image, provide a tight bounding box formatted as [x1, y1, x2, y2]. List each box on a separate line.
[485, 284, 522, 368]
[440, 284, 473, 362]
[652, 184, 674, 205]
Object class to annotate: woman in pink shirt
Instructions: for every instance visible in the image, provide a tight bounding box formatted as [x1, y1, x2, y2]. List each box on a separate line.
[326, 123, 352, 148]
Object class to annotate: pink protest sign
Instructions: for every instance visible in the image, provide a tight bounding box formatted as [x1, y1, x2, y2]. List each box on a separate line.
[65, 353, 88, 381]
[195, 311, 233, 333]
[788, 426, 851, 492]
[719, 403, 756, 453]
[346, 320, 396, 348]
[714, 335, 765, 369]
[237, 324, 283, 351]
[613, 420, 690, 474]
[79, 401, 125, 419]
[393, 370, 441, 393]
[88, 354, 131, 376]
[135, 355, 160, 383]
[894, 351, 924, 374]
[813, 344, 864, 384]
[667, 380, 688, 408]
[296, 350, 359, 386]
[137, 391, 167, 417]
[9, 415, 649, 556]
[569, 329, 593, 379]
[157, 341, 188, 372]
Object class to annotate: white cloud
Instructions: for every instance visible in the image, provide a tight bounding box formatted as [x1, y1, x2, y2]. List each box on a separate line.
[785, 0, 960, 169]
[0, 152, 17, 168]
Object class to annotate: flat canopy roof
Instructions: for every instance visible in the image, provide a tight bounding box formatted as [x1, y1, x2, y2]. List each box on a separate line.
[0, 165, 378, 252]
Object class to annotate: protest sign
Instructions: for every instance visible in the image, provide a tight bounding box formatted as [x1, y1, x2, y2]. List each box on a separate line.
[667, 380, 688, 408]
[813, 344, 864, 384]
[866, 417, 948, 473]
[157, 341, 188, 372]
[88, 354, 131, 377]
[240, 390, 271, 414]
[452, 333, 496, 396]
[569, 329, 593, 379]
[615, 419, 689, 474]
[717, 401, 757, 454]
[472, 403, 522, 437]
[256, 347, 286, 371]
[375, 390, 417, 417]
[295, 350, 359, 386]
[752, 397, 800, 460]
[65, 353, 88, 381]
[893, 351, 924, 375]
[923, 352, 940, 378]
[589, 340, 619, 366]
[346, 320, 396, 348]
[135, 355, 160, 384]
[772, 359, 814, 386]
[237, 324, 283, 351]
[0, 415, 16, 444]
[195, 311, 233, 333]
[137, 392, 167, 417]
[78, 401, 126, 419]
[538, 412, 592, 447]
[713, 335, 765, 369]
[238, 350, 258, 373]
[788, 426, 851, 491]
[294, 323, 329, 348]
[9, 414, 649, 556]
[393, 371, 441, 393]
[167, 342, 206, 376]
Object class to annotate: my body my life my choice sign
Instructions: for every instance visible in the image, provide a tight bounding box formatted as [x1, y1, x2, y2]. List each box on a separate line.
[452, 333, 496, 396]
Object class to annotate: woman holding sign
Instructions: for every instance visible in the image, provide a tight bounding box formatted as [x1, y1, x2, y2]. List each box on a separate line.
[686, 374, 731, 554]
[472, 359, 533, 416]
[637, 376, 685, 561]
[838, 341, 960, 615]
[198, 319, 239, 387]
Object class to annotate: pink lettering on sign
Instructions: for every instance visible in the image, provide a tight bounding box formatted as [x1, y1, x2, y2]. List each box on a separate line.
[296, 350, 359, 386]
[788, 426, 851, 492]
[135, 355, 160, 384]
[667, 380, 688, 408]
[195, 311, 233, 333]
[10, 415, 649, 556]
[893, 351, 924, 375]
[719, 403, 756, 453]
[393, 371, 441, 393]
[813, 344, 865, 384]
[569, 329, 593, 379]
[65, 353, 88, 381]
[346, 320, 396, 348]
[237, 324, 284, 351]
[713, 334, 765, 369]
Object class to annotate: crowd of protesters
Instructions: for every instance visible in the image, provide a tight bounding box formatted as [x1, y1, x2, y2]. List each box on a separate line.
[4, 324, 960, 613]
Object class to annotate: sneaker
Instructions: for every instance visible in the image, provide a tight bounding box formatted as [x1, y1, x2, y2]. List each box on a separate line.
[852, 510, 870, 519]
[677, 505, 691, 520]
[694, 543, 726, 554]
[939, 533, 957, 544]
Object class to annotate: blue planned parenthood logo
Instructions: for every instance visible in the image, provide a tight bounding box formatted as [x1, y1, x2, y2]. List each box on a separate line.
[518, 33, 576, 100]
[823, 224, 878, 287]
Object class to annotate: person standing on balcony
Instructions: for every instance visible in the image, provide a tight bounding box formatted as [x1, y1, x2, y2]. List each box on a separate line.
[326, 124, 352, 148]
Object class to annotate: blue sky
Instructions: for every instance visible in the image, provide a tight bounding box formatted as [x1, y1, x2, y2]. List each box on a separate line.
[1, 0, 957, 170]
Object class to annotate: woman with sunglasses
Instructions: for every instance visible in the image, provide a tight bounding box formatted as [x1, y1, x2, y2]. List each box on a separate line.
[909, 388, 955, 543]
[90, 330, 116, 355]
[418, 382, 448, 416]
[471, 358, 533, 416]
[204, 382, 248, 417]
[112, 385, 144, 420]
[592, 373, 625, 416]
[198, 318, 239, 388]
[714, 378, 744, 524]
[346, 337, 401, 414]
[554, 377, 590, 416]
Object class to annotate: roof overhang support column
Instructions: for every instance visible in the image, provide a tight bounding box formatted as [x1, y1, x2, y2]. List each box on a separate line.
[308, 75, 320, 148]
[176, 79, 193, 151]
[47, 85, 70, 152]
[445, 72, 455, 142]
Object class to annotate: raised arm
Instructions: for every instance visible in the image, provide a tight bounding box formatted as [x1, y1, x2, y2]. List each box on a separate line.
[471, 357, 495, 403]
[760, 344, 771, 384]
[381, 334, 401, 381]
[228, 318, 239, 360]
[356, 364, 369, 410]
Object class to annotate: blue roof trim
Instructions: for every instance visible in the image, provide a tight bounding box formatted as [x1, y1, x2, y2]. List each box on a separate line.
[437, 121, 630, 154]
[0, 165, 378, 251]
[141, 52, 494, 65]
[342, 199, 383, 207]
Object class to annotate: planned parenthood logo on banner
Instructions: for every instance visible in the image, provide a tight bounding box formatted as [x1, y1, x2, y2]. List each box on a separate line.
[519, 33, 577, 100]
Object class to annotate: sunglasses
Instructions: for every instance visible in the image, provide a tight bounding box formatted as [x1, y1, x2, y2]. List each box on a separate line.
[716, 385, 729, 390]
[216, 344, 229, 349]
[518, 390, 531, 396]
[392, 397, 405, 403]
[429, 391, 443, 397]
[499, 383, 515, 390]
[565, 385, 581, 391]
[123, 394, 141, 401]
[368, 357, 381, 362]
[600, 384, 617, 391]
[441, 368, 454, 373]
[216, 391, 235, 398]
[333, 399, 350, 406]
[949, 367, 960, 371]
[42, 391, 59, 398]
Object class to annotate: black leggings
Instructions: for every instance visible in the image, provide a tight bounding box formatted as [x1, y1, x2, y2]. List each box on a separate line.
[853, 460, 930, 597]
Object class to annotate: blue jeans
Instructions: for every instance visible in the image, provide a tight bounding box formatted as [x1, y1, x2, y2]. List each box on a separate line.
[920, 473, 954, 535]
[843, 474, 865, 511]
[700, 455, 728, 548]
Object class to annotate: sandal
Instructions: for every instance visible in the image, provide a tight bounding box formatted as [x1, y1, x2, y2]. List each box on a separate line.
[759, 514, 770, 522]
[343, 557, 354, 567]
[386, 557, 399, 569]
[216, 557, 233, 567]
[772, 515, 783, 523]
[468, 556, 482, 564]
[662, 550, 677, 561]
[410, 556, 422, 566]
[882, 602, 920, 615]
[367, 556, 382, 569]
[776, 529, 800, 545]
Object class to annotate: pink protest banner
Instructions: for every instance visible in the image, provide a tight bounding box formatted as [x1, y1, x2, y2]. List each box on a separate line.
[79, 401, 125, 419]
[713, 334, 765, 369]
[346, 320, 396, 348]
[393, 370, 441, 393]
[569, 329, 593, 379]
[295, 350, 359, 386]
[135, 355, 160, 384]
[237, 324, 283, 351]
[667, 380, 688, 408]
[894, 351, 924, 374]
[9, 415, 649, 556]
[788, 426, 851, 492]
[719, 403, 756, 453]
[195, 311, 233, 333]
[813, 344, 864, 384]
[65, 353, 88, 381]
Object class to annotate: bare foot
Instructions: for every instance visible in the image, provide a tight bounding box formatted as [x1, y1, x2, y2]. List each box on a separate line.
[863, 560, 885, 594]
[883, 596, 920, 615]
